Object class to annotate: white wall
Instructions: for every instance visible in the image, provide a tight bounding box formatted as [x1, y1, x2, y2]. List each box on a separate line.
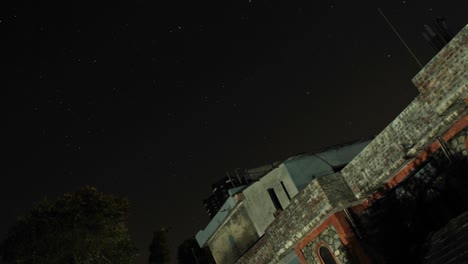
[242, 164, 298, 236]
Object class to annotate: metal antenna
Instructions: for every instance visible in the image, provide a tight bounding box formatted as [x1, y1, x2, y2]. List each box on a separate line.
[377, 8, 423, 69]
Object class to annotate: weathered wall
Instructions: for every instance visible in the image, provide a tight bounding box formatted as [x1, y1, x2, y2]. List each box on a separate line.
[236, 175, 357, 263]
[236, 25, 468, 264]
[353, 142, 468, 263]
[300, 225, 350, 264]
[277, 250, 300, 264]
[196, 196, 242, 247]
[448, 127, 468, 158]
[207, 203, 259, 264]
[242, 164, 297, 236]
[284, 140, 371, 191]
[341, 25, 468, 199]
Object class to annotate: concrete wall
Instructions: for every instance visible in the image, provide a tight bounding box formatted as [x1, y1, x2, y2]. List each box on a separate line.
[284, 140, 371, 191]
[236, 179, 348, 263]
[235, 24, 468, 264]
[196, 196, 242, 247]
[207, 203, 259, 264]
[242, 164, 298, 236]
[285, 155, 334, 191]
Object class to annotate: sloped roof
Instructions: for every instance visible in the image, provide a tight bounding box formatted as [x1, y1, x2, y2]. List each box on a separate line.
[284, 138, 372, 191]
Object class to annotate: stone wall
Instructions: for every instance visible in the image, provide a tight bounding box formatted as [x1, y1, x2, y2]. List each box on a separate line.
[235, 128, 468, 264]
[236, 25, 468, 264]
[448, 127, 468, 159]
[341, 24, 468, 199]
[236, 174, 358, 263]
[300, 226, 350, 264]
[353, 145, 468, 263]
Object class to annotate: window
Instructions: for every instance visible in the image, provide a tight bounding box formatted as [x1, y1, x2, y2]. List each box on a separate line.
[267, 188, 283, 211]
[280, 181, 291, 201]
[318, 246, 337, 264]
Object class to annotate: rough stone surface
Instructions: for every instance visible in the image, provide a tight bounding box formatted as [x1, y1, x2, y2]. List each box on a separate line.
[448, 127, 468, 159]
[236, 180, 334, 264]
[301, 226, 350, 264]
[341, 25, 468, 199]
[236, 25, 468, 264]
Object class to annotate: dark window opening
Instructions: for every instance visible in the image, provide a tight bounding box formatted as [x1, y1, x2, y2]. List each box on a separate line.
[332, 163, 348, 173]
[280, 181, 292, 201]
[319, 246, 337, 264]
[267, 188, 283, 211]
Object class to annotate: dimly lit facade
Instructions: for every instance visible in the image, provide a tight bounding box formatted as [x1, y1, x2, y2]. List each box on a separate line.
[203, 176, 242, 219]
[196, 25, 468, 264]
[196, 139, 372, 263]
[202, 165, 286, 219]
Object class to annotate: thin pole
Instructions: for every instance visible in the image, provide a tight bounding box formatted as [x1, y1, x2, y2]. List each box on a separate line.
[377, 8, 423, 69]
[226, 171, 236, 187]
[234, 168, 243, 185]
[437, 136, 454, 164]
[191, 248, 200, 264]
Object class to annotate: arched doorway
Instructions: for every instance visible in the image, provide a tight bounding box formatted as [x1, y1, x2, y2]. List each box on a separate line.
[318, 245, 337, 264]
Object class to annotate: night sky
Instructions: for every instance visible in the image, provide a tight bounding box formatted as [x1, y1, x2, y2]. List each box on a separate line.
[3, 0, 467, 263]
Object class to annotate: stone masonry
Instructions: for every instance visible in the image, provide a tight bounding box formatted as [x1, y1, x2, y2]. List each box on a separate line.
[341, 25, 468, 199]
[301, 225, 350, 264]
[236, 25, 468, 264]
[235, 177, 353, 263]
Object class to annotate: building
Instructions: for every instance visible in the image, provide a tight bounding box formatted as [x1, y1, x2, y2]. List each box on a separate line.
[197, 25, 468, 264]
[196, 139, 372, 263]
[203, 176, 243, 219]
[203, 166, 282, 219]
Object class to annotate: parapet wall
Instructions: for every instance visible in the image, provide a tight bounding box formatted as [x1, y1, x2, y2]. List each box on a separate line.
[341, 24, 468, 199]
[236, 180, 333, 263]
[236, 25, 468, 264]
[236, 172, 358, 263]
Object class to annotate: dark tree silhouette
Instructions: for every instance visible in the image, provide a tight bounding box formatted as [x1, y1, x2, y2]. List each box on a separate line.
[149, 228, 171, 264]
[0, 186, 138, 264]
[177, 237, 215, 264]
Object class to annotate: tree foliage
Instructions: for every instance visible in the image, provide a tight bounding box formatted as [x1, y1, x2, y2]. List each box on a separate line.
[148, 229, 170, 264]
[177, 237, 215, 264]
[0, 186, 138, 264]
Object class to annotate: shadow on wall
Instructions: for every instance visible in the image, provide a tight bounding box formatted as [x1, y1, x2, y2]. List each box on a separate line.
[354, 152, 468, 264]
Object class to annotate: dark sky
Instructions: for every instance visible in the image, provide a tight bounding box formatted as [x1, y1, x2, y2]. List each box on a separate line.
[3, 0, 467, 263]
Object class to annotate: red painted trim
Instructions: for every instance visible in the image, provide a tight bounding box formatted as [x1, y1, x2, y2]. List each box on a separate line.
[358, 114, 468, 209]
[297, 115, 468, 263]
[295, 212, 371, 264]
[442, 114, 468, 142]
[295, 215, 336, 264]
[465, 135, 468, 151]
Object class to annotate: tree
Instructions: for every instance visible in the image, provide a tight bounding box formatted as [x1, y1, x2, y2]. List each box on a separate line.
[148, 228, 171, 264]
[177, 237, 215, 264]
[0, 186, 138, 264]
